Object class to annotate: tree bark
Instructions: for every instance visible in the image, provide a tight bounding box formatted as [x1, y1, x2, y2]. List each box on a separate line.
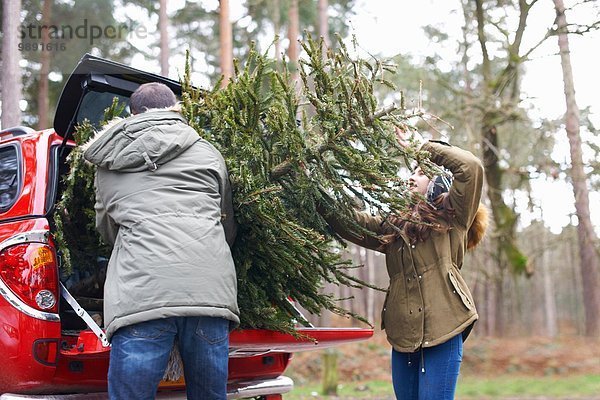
[317, 0, 329, 54]
[365, 249, 375, 324]
[273, 0, 282, 61]
[159, 0, 170, 77]
[554, 0, 600, 336]
[219, 0, 233, 87]
[36, 0, 52, 130]
[321, 348, 339, 395]
[542, 233, 558, 337]
[287, 0, 300, 83]
[1, 0, 23, 129]
[473, 0, 530, 276]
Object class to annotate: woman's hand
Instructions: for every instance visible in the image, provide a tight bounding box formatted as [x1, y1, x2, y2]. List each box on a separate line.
[395, 126, 425, 149]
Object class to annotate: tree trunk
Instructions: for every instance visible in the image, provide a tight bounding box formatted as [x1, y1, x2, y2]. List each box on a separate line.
[1, 0, 23, 129]
[321, 348, 339, 396]
[542, 234, 558, 337]
[317, 0, 329, 54]
[473, 0, 530, 276]
[494, 264, 505, 336]
[219, 0, 233, 87]
[286, 0, 300, 83]
[159, 0, 170, 77]
[36, 0, 52, 130]
[529, 226, 544, 335]
[365, 249, 375, 324]
[273, 0, 281, 61]
[554, 0, 600, 336]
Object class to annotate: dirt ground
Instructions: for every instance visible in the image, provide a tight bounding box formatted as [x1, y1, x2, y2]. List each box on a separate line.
[285, 330, 600, 384]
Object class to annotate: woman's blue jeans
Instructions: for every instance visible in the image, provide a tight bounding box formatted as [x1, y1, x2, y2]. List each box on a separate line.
[108, 316, 229, 400]
[391, 334, 463, 400]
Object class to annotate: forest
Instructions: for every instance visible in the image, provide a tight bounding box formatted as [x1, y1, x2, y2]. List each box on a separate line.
[1, 0, 600, 390]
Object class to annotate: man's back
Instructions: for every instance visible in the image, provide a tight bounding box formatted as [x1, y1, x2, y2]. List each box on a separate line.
[84, 82, 237, 400]
[85, 109, 239, 341]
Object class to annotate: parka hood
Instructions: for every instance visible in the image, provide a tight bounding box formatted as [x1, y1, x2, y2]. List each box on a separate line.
[467, 203, 489, 250]
[83, 106, 199, 172]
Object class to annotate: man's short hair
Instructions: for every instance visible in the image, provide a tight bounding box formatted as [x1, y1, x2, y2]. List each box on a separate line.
[130, 82, 177, 114]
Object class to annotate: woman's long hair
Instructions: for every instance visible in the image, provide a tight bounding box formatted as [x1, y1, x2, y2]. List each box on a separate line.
[383, 193, 455, 245]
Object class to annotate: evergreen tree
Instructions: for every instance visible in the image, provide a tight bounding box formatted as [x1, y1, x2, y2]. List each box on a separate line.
[56, 36, 437, 332]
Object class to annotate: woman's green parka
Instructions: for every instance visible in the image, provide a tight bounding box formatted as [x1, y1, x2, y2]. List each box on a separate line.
[325, 141, 486, 353]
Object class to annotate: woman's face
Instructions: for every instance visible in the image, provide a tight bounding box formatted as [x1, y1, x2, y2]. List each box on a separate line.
[409, 167, 431, 196]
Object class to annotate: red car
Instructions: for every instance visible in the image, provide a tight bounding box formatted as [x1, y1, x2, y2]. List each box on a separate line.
[0, 54, 372, 399]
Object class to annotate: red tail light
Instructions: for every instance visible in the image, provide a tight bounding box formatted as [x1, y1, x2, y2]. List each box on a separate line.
[0, 243, 59, 313]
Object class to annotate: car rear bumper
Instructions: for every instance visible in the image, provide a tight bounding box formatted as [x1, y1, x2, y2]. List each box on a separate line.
[0, 375, 294, 399]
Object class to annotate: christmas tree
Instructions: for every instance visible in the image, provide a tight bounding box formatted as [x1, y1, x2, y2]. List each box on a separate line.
[55, 35, 435, 333]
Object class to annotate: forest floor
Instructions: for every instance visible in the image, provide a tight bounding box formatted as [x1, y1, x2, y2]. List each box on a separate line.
[284, 330, 600, 399]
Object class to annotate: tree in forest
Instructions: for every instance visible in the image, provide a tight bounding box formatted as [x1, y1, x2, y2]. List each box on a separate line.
[1, 0, 23, 129]
[317, 0, 330, 48]
[159, 0, 170, 76]
[169, 1, 355, 85]
[14, 0, 133, 127]
[36, 0, 52, 130]
[472, 0, 537, 276]
[246, 0, 355, 49]
[219, 0, 234, 85]
[287, 0, 300, 82]
[553, 0, 600, 336]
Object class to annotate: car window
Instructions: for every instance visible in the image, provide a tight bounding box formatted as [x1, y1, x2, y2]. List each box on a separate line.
[77, 91, 130, 129]
[0, 145, 19, 212]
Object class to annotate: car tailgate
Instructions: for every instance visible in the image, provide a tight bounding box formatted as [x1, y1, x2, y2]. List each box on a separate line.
[229, 327, 374, 357]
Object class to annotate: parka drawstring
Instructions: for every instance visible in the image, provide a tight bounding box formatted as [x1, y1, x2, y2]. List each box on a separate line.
[403, 242, 426, 374]
[406, 348, 425, 373]
[421, 347, 425, 373]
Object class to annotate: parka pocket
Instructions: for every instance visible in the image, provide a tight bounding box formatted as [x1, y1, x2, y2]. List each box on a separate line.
[448, 269, 474, 310]
[381, 274, 409, 338]
[380, 290, 390, 330]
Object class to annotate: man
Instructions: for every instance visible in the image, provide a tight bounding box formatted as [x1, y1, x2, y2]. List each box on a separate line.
[83, 82, 239, 400]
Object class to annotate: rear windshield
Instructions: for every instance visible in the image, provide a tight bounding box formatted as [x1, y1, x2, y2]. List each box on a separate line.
[78, 91, 130, 130]
[0, 145, 20, 212]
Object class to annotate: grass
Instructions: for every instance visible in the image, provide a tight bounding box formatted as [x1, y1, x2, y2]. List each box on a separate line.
[283, 375, 600, 399]
[458, 374, 600, 398]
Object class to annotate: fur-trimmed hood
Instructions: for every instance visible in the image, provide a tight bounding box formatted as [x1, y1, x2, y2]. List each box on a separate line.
[467, 202, 489, 250]
[82, 104, 198, 172]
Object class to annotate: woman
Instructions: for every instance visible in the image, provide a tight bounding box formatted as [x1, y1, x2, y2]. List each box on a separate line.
[321, 129, 488, 399]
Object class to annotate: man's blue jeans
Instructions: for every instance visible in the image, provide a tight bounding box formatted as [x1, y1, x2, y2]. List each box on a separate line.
[391, 334, 463, 400]
[108, 316, 229, 400]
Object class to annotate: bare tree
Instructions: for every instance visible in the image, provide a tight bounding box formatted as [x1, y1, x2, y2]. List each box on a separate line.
[1, 0, 23, 129]
[159, 0, 170, 76]
[554, 0, 600, 336]
[219, 0, 233, 86]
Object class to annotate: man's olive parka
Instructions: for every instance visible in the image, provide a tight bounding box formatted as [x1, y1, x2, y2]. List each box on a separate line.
[326, 141, 485, 353]
[83, 109, 239, 341]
